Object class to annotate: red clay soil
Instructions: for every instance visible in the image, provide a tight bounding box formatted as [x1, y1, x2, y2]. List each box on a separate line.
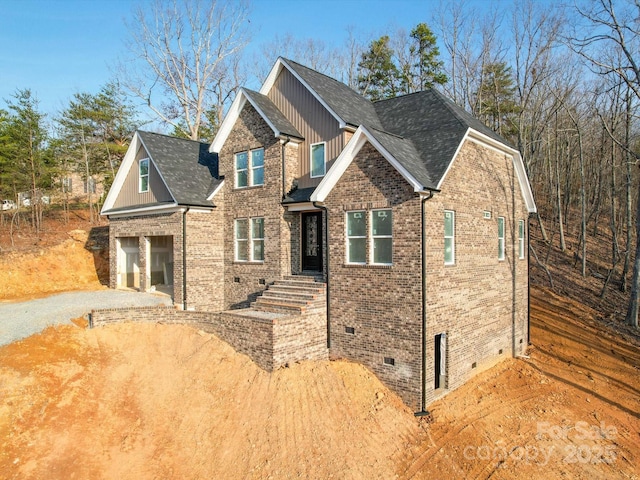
[0, 211, 638, 479]
[0, 285, 638, 479]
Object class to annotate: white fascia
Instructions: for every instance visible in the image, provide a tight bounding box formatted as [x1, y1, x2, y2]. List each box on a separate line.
[210, 92, 247, 153]
[206, 179, 225, 202]
[438, 128, 537, 214]
[311, 126, 423, 203]
[104, 203, 181, 219]
[285, 202, 319, 212]
[261, 57, 347, 129]
[101, 132, 142, 214]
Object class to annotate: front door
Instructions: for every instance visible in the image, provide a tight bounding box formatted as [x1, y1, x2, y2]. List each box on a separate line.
[302, 211, 323, 272]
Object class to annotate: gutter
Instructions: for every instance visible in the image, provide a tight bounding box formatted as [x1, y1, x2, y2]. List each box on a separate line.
[312, 201, 330, 349]
[416, 190, 434, 416]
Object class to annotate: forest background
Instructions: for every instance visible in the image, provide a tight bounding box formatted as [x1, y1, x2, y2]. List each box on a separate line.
[0, 0, 639, 327]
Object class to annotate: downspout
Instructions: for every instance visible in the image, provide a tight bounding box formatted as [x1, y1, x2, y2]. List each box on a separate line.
[417, 190, 434, 416]
[312, 201, 330, 349]
[281, 136, 291, 200]
[182, 207, 190, 310]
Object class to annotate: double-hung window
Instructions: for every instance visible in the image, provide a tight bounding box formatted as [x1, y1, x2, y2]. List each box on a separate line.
[518, 219, 525, 259]
[371, 209, 392, 265]
[235, 217, 265, 262]
[498, 217, 505, 261]
[444, 210, 455, 265]
[235, 148, 264, 188]
[310, 142, 326, 178]
[346, 211, 366, 264]
[139, 158, 149, 193]
[346, 209, 393, 265]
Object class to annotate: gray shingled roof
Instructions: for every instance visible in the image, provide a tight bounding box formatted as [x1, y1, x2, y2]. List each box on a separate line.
[371, 89, 510, 190]
[243, 88, 303, 140]
[282, 58, 383, 130]
[282, 187, 316, 204]
[137, 131, 219, 207]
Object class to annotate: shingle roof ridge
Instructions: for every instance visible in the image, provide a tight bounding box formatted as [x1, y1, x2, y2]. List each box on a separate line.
[281, 58, 350, 88]
[138, 129, 208, 144]
[366, 125, 406, 140]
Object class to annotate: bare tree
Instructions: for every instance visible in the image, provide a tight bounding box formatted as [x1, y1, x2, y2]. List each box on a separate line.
[568, 0, 640, 327]
[119, 0, 250, 140]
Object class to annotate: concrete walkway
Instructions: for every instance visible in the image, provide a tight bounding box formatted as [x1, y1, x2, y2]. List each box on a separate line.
[0, 289, 172, 346]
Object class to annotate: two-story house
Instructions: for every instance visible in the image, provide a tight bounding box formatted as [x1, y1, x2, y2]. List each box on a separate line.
[101, 57, 536, 412]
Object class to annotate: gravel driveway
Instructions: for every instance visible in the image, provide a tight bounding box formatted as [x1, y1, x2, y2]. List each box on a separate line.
[0, 290, 172, 346]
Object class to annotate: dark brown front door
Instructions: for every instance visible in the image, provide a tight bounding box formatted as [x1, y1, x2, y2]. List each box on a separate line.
[302, 211, 322, 271]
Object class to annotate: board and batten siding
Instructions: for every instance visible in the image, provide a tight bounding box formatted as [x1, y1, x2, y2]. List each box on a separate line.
[268, 68, 345, 189]
[113, 145, 173, 208]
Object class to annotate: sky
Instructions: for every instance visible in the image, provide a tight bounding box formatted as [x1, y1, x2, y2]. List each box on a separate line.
[0, 0, 510, 119]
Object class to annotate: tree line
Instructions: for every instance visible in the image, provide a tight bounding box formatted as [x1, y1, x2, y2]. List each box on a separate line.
[0, 0, 638, 327]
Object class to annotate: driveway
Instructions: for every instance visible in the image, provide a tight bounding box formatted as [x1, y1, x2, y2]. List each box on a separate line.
[0, 289, 172, 346]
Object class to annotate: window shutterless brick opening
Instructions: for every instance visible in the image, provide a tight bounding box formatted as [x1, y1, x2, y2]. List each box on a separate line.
[345, 326, 355, 334]
[383, 357, 395, 366]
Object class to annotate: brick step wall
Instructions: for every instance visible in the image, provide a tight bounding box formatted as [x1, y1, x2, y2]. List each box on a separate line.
[251, 275, 327, 314]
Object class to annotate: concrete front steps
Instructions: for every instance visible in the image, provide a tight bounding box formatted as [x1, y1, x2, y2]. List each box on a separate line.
[251, 275, 326, 314]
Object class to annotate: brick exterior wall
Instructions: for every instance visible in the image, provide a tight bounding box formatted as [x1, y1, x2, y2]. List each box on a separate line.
[184, 208, 225, 311]
[422, 139, 529, 405]
[324, 142, 424, 411]
[108, 209, 223, 311]
[218, 104, 296, 309]
[109, 212, 184, 304]
[90, 306, 328, 371]
[323, 139, 530, 412]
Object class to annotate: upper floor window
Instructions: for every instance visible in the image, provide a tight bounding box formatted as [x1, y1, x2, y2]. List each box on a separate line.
[235, 148, 264, 188]
[139, 158, 149, 193]
[498, 217, 505, 261]
[346, 209, 393, 265]
[444, 210, 455, 265]
[310, 142, 326, 178]
[518, 219, 525, 259]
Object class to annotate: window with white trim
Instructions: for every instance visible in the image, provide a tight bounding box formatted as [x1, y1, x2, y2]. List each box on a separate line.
[371, 209, 393, 265]
[444, 210, 455, 265]
[310, 142, 326, 178]
[251, 217, 264, 261]
[346, 211, 366, 264]
[518, 219, 525, 259]
[235, 148, 264, 188]
[498, 217, 505, 260]
[346, 209, 393, 265]
[235, 217, 264, 262]
[139, 158, 149, 193]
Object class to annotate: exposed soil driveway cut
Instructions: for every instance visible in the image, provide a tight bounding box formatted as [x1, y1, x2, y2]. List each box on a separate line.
[0, 289, 172, 346]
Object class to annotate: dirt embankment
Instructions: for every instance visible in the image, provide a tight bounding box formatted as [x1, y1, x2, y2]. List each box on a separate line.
[0, 285, 638, 479]
[0, 210, 108, 301]
[0, 209, 639, 479]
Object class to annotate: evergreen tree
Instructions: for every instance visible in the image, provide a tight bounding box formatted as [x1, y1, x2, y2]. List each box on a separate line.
[476, 62, 520, 139]
[399, 23, 448, 94]
[357, 36, 399, 101]
[0, 89, 52, 232]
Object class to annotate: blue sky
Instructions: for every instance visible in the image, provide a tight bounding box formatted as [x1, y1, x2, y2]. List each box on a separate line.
[0, 0, 508, 118]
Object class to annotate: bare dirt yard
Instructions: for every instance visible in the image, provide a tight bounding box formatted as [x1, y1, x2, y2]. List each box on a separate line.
[0, 209, 638, 479]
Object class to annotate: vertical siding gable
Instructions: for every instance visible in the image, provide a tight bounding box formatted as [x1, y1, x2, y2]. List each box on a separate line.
[268, 68, 344, 189]
[113, 144, 173, 208]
